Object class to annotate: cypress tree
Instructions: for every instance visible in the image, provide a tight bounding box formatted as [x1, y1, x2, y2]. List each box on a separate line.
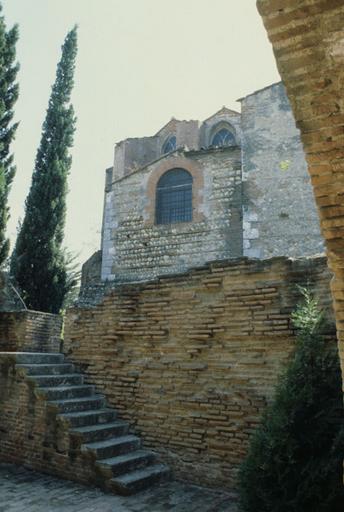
[0, 4, 19, 266]
[11, 27, 77, 313]
[238, 288, 344, 512]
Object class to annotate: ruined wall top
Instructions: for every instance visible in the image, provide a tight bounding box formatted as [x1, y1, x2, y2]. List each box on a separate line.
[110, 107, 242, 182]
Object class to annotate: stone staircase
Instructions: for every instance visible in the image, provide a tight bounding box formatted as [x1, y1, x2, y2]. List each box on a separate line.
[15, 352, 169, 495]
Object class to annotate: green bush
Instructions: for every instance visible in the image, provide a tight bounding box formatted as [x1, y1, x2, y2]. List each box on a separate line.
[238, 287, 344, 512]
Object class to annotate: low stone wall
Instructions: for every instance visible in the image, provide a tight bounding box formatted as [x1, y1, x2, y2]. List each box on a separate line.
[64, 255, 336, 488]
[0, 310, 63, 353]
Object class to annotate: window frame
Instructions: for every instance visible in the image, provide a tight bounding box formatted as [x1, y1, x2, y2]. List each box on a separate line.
[162, 135, 177, 155]
[144, 156, 204, 227]
[209, 122, 236, 148]
[155, 168, 193, 225]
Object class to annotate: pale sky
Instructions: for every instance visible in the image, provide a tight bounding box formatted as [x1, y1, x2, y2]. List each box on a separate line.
[2, 0, 280, 266]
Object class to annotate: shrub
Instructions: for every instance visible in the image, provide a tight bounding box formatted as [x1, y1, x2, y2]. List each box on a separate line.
[238, 287, 344, 512]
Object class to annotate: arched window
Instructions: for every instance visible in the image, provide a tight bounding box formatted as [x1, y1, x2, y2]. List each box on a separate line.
[156, 168, 192, 225]
[211, 128, 235, 147]
[162, 135, 177, 154]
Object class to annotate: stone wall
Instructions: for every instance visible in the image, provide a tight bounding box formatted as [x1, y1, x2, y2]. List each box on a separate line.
[98, 85, 327, 289]
[64, 255, 335, 488]
[115, 136, 159, 179]
[81, 250, 102, 288]
[102, 148, 243, 283]
[157, 119, 200, 152]
[0, 311, 63, 353]
[241, 82, 324, 259]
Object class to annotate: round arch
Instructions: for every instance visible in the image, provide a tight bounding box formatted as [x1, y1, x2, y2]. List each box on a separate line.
[156, 168, 193, 225]
[144, 156, 204, 225]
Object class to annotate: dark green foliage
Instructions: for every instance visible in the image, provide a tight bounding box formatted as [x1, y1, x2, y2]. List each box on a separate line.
[238, 287, 344, 512]
[11, 27, 77, 313]
[0, 4, 19, 266]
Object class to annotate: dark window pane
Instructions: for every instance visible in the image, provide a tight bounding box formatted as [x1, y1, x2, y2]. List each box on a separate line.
[158, 168, 192, 187]
[156, 168, 193, 225]
[211, 128, 235, 147]
[162, 135, 177, 154]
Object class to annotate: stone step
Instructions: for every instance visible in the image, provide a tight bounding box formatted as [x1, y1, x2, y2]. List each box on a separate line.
[9, 351, 171, 495]
[15, 352, 65, 364]
[110, 464, 170, 495]
[39, 385, 95, 400]
[29, 374, 84, 387]
[96, 450, 156, 478]
[60, 408, 117, 428]
[48, 395, 105, 413]
[16, 363, 75, 376]
[82, 435, 141, 459]
[70, 420, 129, 443]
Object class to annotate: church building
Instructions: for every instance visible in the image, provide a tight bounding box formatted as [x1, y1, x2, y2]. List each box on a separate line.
[95, 82, 324, 284]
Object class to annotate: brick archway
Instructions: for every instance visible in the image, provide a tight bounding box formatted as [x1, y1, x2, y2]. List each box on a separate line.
[256, 0, 344, 419]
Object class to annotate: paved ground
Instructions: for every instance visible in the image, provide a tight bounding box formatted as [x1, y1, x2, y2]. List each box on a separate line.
[0, 464, 238, 512]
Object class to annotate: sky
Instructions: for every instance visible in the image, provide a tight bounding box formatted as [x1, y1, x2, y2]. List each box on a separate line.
[2, 0, 280, 266]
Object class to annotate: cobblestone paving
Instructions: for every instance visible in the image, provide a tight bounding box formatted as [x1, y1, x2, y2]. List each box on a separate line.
[0, 464, 238, 512]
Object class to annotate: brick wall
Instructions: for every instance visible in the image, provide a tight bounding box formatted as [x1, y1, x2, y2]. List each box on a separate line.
[64, 255, 335, 488]
[256, 0, 344, 410]
[0, 311, 63, 353]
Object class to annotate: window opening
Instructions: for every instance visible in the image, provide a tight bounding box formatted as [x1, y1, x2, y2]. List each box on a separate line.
[156, 168, 192, 224]
[162, 135, 177, 154]
[211, 128, 235, 147]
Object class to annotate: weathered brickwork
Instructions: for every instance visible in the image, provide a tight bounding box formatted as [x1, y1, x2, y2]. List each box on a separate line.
[241, 82, 324, 259]
[0, 352, 171, 495]
[256, 0, 344, 410]
[0, 354, 102, 487]
[64, 256, 335, 488]
[0, 311, 62, 352]
[102, 148, 243, 282]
